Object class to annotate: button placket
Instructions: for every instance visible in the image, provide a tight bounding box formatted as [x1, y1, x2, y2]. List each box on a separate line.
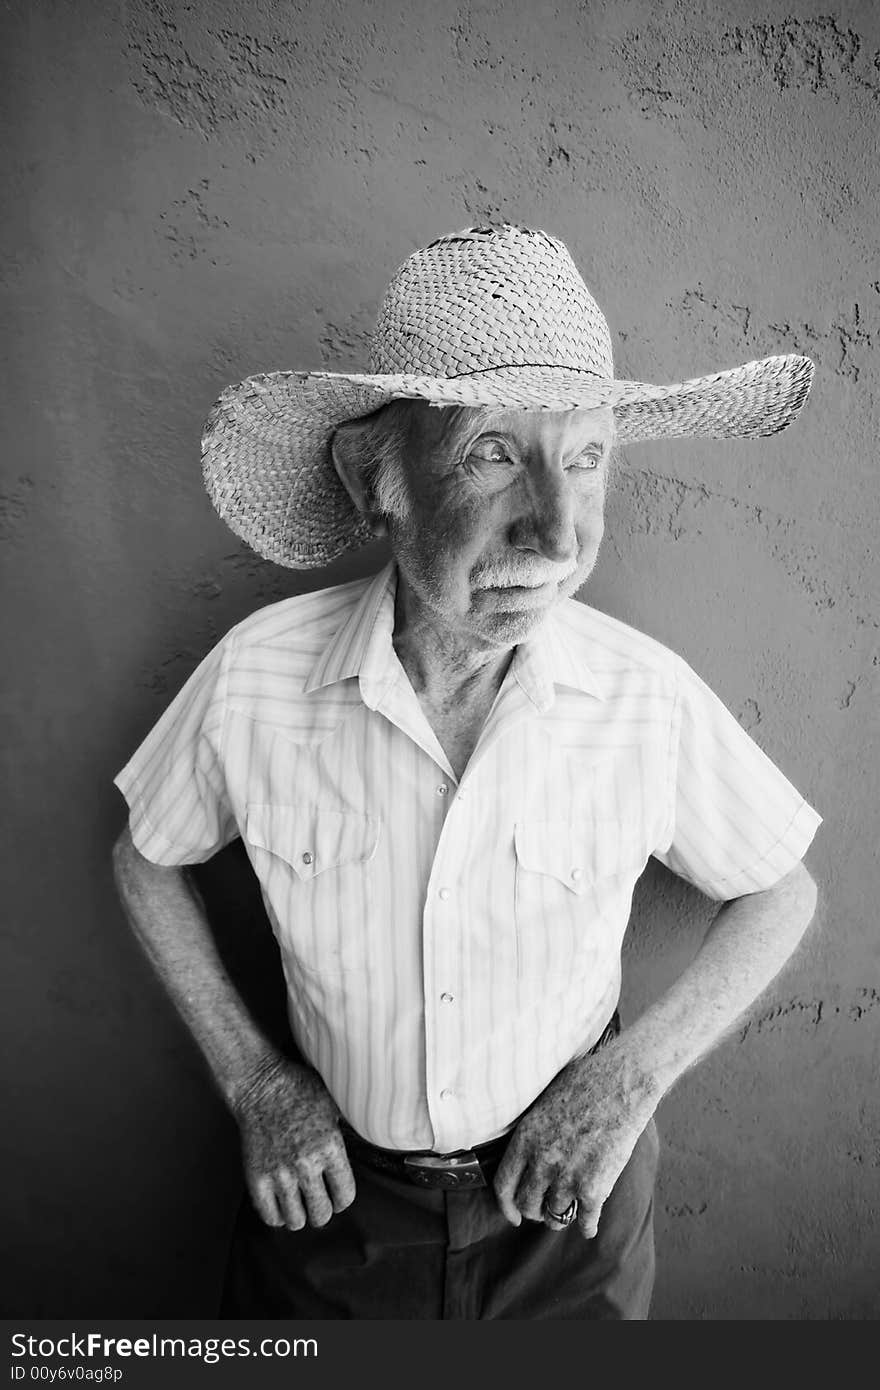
[422, 762, 473, 1149]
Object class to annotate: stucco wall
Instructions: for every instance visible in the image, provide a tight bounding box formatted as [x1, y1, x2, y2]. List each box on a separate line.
[2, 0, 877, 1319]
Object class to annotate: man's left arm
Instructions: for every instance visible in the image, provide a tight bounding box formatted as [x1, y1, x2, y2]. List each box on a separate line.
[494, 859, 819, 1237]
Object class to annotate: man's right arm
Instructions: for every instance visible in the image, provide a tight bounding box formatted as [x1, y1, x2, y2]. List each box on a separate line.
[111, 825, 356, 1230]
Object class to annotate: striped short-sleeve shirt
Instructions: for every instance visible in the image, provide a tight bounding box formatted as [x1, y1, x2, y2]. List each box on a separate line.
[114, 562, 821, 1151]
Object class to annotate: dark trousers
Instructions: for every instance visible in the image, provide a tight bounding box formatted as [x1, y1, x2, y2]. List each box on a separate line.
[220, 1119, 659, 1320]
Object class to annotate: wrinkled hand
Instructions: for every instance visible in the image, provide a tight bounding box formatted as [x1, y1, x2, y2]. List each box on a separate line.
[232, 1057, 356, 1231]
[493, 1041, 657, 1239]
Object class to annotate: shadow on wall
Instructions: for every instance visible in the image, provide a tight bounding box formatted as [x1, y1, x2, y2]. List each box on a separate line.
[622, 859, 717, 1014]
[190, 843, 303, 1067]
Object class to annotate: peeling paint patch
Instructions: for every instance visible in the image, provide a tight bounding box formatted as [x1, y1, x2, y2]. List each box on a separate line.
[125, 3, 303, 145]
[460, 178, 509, 225]
[740, 988, 880, 1043]
[216, 551, 290, 603]
[664, 1200, 709, 1218]
[738, 1262, 800, 1280]
[848, 988, 880, 1023]
[447, 18, 545, 86]
[212, 27, 296, 109]
[617, 469, 710, 541]
[671, 285, 879, 385]
[126, 1, 222, 138]
[0, 475, 35, 542]
[846, 1146, 880, 1168]
[768, 536, 839, 614]
[722, 16, 876, 98]
[677, 287, 752, 345]
[318, 320, 373, 371]
[136, 648, 205, 697]
[191, 578, 222, 602]
[737, 698, 762, 732]
[767, 303, 878, 386]
[629, 82, 687, 120]
[546, 120, 572, 170]
[826, 302, 877, 384]
[158, 179, 230, 263]
[612, 17, 878, 128]
[0, 247, 33, 289]
[739, 997, 824, 1042]
[837, 679, 857, 710]
[615, 24, 721, 127]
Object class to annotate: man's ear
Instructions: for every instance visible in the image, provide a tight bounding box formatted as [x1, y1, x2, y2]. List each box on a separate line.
[330, 420, 372, 517]
[330, 420, 390, 539]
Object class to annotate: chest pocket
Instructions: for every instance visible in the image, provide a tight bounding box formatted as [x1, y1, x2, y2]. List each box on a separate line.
[244, 804, 380, 975]
[513, 818, 644, 979]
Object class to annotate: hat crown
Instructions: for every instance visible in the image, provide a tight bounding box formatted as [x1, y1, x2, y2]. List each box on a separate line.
[370, 224, 614, 380]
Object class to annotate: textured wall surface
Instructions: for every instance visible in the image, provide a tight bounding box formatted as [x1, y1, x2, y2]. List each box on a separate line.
[2, 0, 878, 1320]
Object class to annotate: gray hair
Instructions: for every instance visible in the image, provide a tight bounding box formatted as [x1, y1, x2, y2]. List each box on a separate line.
[338, 399, 414, 523]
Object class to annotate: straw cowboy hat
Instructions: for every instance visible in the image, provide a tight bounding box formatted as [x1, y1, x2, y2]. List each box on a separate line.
[201, 223, 815, 569]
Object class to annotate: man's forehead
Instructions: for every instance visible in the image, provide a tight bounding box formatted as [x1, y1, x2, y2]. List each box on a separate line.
[398, 399, 615, 452]
[480, 406, 615, 448]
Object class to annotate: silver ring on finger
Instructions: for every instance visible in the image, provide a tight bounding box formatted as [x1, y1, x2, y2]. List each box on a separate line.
[543, 1197, 578, 1226]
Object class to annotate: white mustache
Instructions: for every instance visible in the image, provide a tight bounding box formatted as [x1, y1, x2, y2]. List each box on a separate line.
[472, 556, 579, 589]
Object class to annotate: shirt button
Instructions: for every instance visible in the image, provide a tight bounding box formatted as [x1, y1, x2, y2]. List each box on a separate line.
[571, 867, 583, 882]
[302, 851, 313, 866]
[438, 887, 451, 901]
[436, 783, 449, 796]
[440, 1088, 454, 1101]
[440, 992, 454, 1004]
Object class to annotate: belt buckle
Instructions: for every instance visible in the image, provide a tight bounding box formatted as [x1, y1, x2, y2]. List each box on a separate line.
[403, 1150, 486, 1189]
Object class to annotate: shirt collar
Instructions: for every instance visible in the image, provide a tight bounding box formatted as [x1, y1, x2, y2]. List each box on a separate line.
[303, 561, 400, 707]
[303, 560, 605, 711]
[512, 606, 606, 711]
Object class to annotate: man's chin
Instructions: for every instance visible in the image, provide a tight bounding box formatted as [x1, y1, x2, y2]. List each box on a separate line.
[469, 590, 560, 644]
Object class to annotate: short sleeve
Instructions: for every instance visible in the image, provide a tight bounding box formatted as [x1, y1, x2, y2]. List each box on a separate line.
[654, 657, 821, 900]
[114, 635, 239, 866]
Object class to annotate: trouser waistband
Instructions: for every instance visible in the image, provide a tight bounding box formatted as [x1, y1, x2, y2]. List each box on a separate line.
[341, 1011, 621, 1189]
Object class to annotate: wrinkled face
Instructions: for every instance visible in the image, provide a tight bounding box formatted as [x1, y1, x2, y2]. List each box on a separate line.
[387, 400, 614, 647]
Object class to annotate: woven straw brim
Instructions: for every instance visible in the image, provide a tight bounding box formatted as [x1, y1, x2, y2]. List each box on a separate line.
[202, 354, 814, 569]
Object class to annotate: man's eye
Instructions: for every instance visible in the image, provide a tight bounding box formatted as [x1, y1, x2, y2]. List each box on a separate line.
[567, 453, 601, 471]
[468, 440, 513, 465]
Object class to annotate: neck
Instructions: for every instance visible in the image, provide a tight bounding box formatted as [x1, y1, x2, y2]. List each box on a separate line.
[391, 574, 512, 707]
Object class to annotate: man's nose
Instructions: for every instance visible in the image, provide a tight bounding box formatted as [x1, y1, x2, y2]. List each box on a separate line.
[511, 468, 578, 563]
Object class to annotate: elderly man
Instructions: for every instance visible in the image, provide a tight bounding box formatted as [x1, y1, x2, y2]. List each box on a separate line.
[112, 225, 820, 1320]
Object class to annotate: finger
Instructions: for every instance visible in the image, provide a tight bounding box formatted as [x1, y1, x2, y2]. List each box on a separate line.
[514, 1165, 554, 1223]
[275, 1167, 308, 1231]
[493, 1143, 527, 1227]
[575, 1194, 602, 1241]
[297, 1167, 335, 1228]
[249, 1173, 285, 1229]
[324, 1151, 357, 1213]
[543, 1184, 578, 1230]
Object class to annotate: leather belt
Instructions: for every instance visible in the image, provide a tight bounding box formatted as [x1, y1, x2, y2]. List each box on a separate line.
[341, 1011, 621, 1190]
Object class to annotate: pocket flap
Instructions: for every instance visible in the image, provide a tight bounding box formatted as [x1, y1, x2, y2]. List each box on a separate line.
[514, 818, 639, 892]
[245, 804, 380, 881]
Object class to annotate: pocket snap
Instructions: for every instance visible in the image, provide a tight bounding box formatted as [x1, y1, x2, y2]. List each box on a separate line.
[244, 803, 380, 975]
[513, 819, 644, 980]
